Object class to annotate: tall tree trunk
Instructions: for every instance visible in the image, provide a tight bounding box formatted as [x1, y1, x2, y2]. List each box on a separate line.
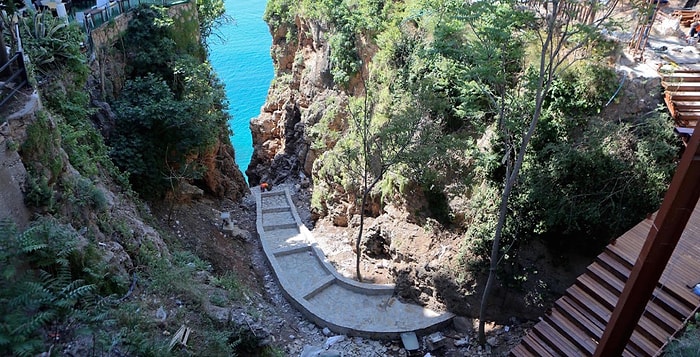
[355, 188, 369, 282]
[478, 41, 550, 345]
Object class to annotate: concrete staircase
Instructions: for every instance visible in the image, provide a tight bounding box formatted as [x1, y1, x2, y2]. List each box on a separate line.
[254, 187, 454, 338]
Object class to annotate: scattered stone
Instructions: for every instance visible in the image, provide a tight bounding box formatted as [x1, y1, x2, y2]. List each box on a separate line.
[487, 336, 498, 347]
[290, 335, 296, 340]
[324, 335, 345, 349]
[300, 345, 323, 357]
[203, 303, 230, 322]
[400, 332, 419, 351]
[426, 332, 446, 351]
[319, 351, 341, 357]
[453, 316, 474, 334]
[362, 225, 392, 259]
[454, 337, 470, 347]
[155, 306, 167, 321]
[322, 327, 332, 336]
[221, 212, 233, 232]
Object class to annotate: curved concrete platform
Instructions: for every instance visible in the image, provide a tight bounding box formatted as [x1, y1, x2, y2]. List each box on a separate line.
[254, 187, 454, 339]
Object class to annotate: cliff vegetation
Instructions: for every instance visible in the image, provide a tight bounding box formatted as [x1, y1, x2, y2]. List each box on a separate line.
[0, 2, 282, 356]
[252, 0, 680, 324]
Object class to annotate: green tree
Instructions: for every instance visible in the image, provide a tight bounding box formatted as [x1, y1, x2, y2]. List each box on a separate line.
[474, 0, 620, 345]
[122, 5, 177, 79]
[197, 0, 233, 47]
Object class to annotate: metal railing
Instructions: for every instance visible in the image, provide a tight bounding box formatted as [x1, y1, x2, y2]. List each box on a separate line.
[80, 0, 189, 30]
[0, 52, 29, 109]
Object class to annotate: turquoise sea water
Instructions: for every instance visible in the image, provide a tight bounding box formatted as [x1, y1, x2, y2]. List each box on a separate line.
[208, 0, 273, 183]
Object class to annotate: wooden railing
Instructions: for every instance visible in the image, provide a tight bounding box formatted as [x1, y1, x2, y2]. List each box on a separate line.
[0, 52, 29, 109]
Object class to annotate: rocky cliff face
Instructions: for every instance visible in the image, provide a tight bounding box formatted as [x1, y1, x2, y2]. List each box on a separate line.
[200, 137, 249, 200]
[0, 92, 170, 286]
[0, 94, 38, 229]
[247, 16, 344, 186]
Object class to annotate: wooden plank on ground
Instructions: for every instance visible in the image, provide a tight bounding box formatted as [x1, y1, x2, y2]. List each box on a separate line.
[673, 102, 700, 110]
[566, 284, 611, 324]
[509, 343, 534, 357]
[577, 274, 666, 347]
[663, 73, 700, 81]
[663, 82, 700, 91]
[666, 92, 700, 101]
[596, 252, 631, 280]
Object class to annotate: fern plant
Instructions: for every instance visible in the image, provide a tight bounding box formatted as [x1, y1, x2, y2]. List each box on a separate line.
[0, 219, 95, 356]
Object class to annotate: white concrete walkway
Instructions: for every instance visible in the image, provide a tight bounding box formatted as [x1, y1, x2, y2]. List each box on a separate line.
[254, 187, 453, 338]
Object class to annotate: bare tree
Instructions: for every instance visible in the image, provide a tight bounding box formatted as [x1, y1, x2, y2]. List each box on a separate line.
[345, 70, 430, 282]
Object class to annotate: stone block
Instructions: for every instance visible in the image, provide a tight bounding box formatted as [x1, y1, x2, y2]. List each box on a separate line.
[400, 332, 419, 351]
[426, 332, 446, 351]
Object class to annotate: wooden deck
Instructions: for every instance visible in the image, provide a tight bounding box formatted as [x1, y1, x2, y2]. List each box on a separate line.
[511, 203, 700, 356]
[663, 69, 700, 141]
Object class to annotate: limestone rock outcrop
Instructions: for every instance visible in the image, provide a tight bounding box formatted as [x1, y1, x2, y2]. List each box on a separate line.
[199, 137, 249, 200]
[247, 16, 345, 186]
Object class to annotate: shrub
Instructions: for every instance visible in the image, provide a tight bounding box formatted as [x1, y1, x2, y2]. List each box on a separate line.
[514, 112, 677, 252]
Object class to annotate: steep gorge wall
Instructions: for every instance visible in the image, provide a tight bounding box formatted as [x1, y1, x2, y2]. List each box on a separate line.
[0, 94, 39, 228]
[88, 2, 248, 199]
[247, 17, 345, 186]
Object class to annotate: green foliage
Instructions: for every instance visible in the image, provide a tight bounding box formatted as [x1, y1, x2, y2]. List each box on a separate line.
[514, 111, 677, 251]
[65, 176, 108, 213]
[0, 219, 96, 356]
[328, 30, 360, 86]
[104, 302, 170, 356]
[21, 112, 62, 210]
[461, 184, 502, 269]
[667, 320, 700, 356]
[19, 12, 87, 77]
[112, 4, 231, 199]
[41, 73, 118, 179]
[170, 7, 205, 59]
[264, 0, 295, 27]
[211, 272, 246, 301]
[546, 62, 618, 117]
[5, 138, 19, 151]
[24, 173, 56, 210]
[197, 0, 232, 48]
[266, 0, 395, 86]
[123, 5, 177, 79]
[110, 73, 215, 197]
[308, 95, 344, 151]
[143, 249, 210, 303]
